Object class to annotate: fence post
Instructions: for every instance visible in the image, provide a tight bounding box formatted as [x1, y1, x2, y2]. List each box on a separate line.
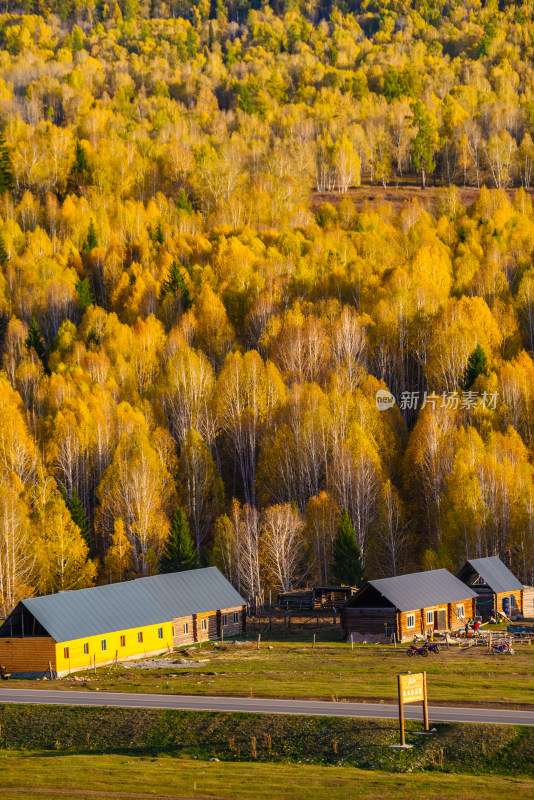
[313, 633, 316, 649]
[257, 634, 261, 650]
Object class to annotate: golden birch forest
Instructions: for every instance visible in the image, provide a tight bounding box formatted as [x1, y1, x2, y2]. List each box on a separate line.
[1, 0, 534, 611]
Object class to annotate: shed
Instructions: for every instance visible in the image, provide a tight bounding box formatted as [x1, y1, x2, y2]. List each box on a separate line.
[0, 567, 245, 677]
[456, 557, 524, 619]
[342, 569, 478, 642]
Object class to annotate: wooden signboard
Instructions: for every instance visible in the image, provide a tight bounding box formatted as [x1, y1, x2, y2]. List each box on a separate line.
[396, 672, 429, 746]
[399, 672, 424, 703]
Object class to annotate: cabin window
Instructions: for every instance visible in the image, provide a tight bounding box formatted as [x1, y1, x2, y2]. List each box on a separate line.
[183, 622, 189, 635]
[138, 632, 143, 644]
[120, 635, 126, 647]
[457, 605, 464, 618]
[101, 639, 107, 651]
[510, 595, 515, 608]
[406, 614, 415, 629]
[426, 610, 434, 625]
[64, 647, 69, 659]
[83, 643, 89, 655]
[201, 618, 207, 631]
[158, 627, 163, 639]
[233, 612, 239, 624]
[222, 614, 228, 627]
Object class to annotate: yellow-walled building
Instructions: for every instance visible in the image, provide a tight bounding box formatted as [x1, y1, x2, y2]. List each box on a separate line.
[0, 567, 246, 677]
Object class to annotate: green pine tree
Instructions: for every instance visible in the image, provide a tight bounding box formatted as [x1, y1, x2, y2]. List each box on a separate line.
[410, 101, 438, 189]
[154, 220, 165, 245]
[68, 140, 92, 191]
[159, 261, 192, 309]
[75, 278, 94, 311]
[160, 509, 197, 573]
[461, 344, 488, 390]
[0, 132, 13, 193]
[82, 219, 98, 252]
[331, 510, 364, 587]
[61, 487, 92, 548]
[25, 316, 48, 369]
[86, 327, 101, 349]
[176, 189, 193, 214]
[0, 231, 9, 267]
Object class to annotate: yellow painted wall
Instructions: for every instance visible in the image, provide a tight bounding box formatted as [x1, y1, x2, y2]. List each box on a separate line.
[55, 621, 174, 674]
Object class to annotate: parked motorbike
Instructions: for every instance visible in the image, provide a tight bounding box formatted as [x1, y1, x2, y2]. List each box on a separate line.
[407, 643, 429, 657]
[491, 641, 514, 655]
[424, 640, 440, 654]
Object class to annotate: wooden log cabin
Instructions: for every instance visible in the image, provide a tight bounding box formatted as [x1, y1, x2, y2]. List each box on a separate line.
[0, 567, 245, 678]
[277, 586, 355, 611]
[456, 557, 524, 620]
[341, 569, 478, 642]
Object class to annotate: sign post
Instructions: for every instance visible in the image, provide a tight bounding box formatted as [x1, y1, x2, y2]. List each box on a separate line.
[397, 674, 406, 746]
[423, 671, 429, 732]
[390, 672, 432, 749]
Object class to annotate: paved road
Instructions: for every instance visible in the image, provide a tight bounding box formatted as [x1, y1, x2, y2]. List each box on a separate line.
[1, 688, 533, 725]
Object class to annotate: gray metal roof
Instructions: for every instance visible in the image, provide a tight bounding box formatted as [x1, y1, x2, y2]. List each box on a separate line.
[13, 567, 245, 644]
[458, 557, 523, 594]
[367, 569, 478, 613]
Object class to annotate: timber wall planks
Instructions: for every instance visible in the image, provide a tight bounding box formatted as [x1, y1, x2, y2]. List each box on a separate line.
[0, 637, 56, 673]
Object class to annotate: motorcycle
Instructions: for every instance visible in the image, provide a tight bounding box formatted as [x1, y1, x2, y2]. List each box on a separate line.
[491, 641, 514, 655]
[407, 642, 429, 657]
[424, 640, 440, 654]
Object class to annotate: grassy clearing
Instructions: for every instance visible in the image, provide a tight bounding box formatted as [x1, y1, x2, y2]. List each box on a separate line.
[2, 752, 534, 800]
[12, 632, 534, 707]
[1, 705, 534, 778]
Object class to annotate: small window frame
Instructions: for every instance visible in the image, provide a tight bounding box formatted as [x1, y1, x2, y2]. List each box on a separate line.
[426, 610, 434, 625]
[158, 627, 163, 639]
[101, 639, 107, 652]
[222, 614, 228, 627]
[138, 631, 143, 644]
[457, 604, 465, 618]
[120, 635, 126, 647]
[83, 643, 89, 655]
[183, 622, 189, 635]
[201, 618, 207, 632]
[64, 646, 69, 659]
[233, 612, 239, 624]
[406, 613, 415, 629]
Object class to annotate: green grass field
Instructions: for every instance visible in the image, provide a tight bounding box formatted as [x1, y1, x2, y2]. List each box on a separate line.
[1, 752, 534, 800]
[14, 633, 533, 707]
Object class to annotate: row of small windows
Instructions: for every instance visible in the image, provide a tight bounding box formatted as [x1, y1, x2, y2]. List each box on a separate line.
[405, 605, 466, 630]
[63, 617, 241, 658]
[64, 628, 164, 659]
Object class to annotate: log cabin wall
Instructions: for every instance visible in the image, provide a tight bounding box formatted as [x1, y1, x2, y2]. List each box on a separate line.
[523, 587, 534, 617]
[219, 606, 243, 637]
[194, 612, 218, 642]
[172, 615, 195, 647]
[448, 598, 475, 630]
[417, 603, 448, 636]
[398, 609, 422, 642]
[342, 607, 396, 638]
[0, 636, 56, 674]
[495, 590, 523, 615]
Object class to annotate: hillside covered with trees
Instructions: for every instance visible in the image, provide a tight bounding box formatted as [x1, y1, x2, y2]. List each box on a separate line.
[2, 0, 534, 613]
